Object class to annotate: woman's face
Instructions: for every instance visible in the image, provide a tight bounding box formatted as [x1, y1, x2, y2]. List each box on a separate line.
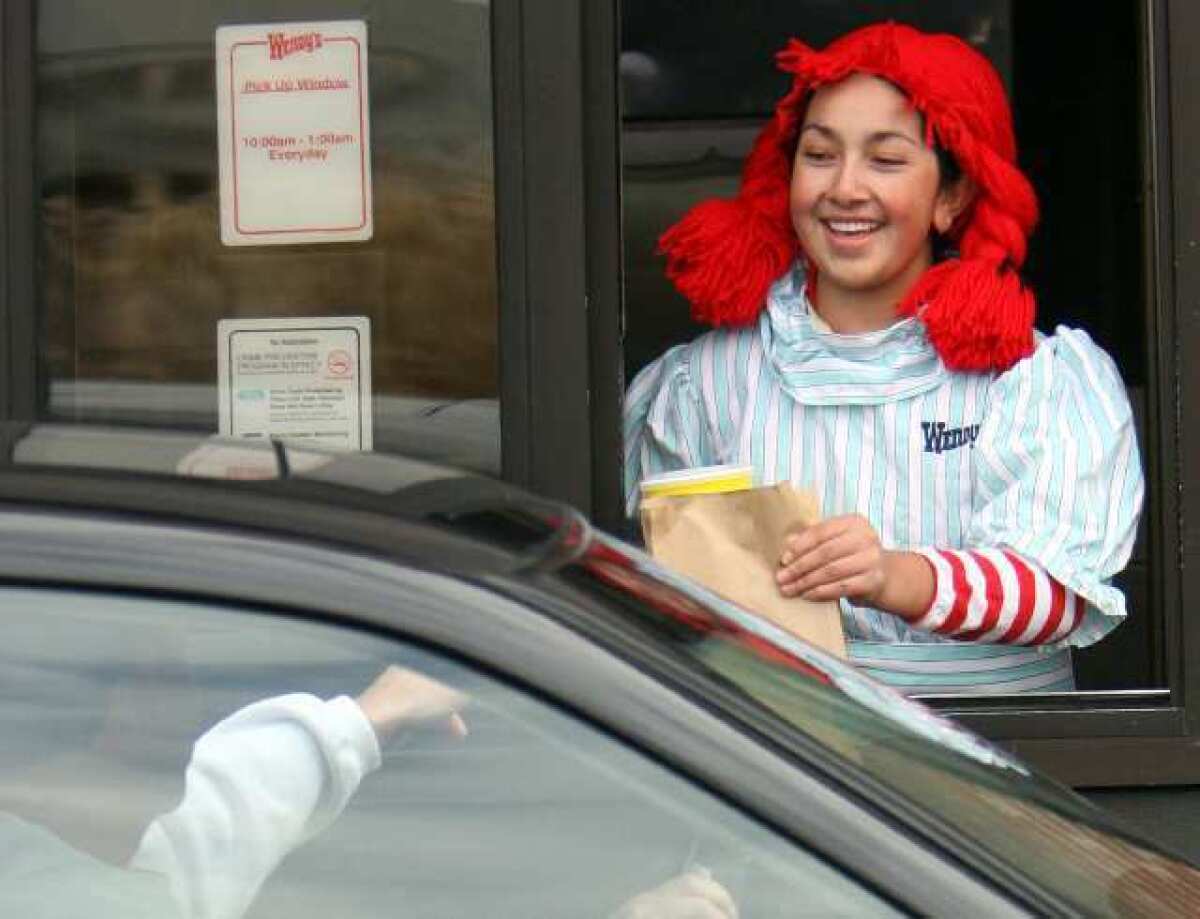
[789, 74, 962, 313]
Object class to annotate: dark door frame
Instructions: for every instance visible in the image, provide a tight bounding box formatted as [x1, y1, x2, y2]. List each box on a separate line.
[493, 0, 624, 521]
[0, 0, 38, 421]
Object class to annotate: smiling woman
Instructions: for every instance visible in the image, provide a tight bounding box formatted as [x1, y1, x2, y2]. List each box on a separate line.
[623, 21, 1143, 697]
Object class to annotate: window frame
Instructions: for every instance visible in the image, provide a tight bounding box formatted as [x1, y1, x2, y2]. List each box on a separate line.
[492, 0, 624, 515]
[587, 0, 1200, 788]
[0, 0, 38, 421]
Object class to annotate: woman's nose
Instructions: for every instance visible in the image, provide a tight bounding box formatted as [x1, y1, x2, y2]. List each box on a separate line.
[828, 158, 868, 204]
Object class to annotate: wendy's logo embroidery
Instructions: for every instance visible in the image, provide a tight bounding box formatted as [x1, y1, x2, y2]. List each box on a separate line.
[922, 421, 980, 454]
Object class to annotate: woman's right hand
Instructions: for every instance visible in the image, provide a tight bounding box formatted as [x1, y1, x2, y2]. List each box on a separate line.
[776, 513, 888, 605]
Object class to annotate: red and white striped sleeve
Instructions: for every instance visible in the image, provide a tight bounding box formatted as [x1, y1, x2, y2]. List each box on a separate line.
[910, 548, 1085, 645]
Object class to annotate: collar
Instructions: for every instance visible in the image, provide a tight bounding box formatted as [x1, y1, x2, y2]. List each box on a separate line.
[760, 264, 948, 406]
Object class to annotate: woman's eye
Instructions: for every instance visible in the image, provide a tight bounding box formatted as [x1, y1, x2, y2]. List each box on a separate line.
[872, 155, 908, 168]
[801, 149, 835, 164]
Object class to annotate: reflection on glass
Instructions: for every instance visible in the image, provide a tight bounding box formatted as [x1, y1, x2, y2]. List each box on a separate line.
[36, 2, 499, 473]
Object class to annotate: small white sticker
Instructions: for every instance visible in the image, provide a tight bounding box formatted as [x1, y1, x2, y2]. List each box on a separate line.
[216, 20, 372, 245]
[217, 316, 373, 451]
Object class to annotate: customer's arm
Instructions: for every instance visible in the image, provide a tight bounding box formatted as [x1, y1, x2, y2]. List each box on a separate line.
[128, 667, 467, 919]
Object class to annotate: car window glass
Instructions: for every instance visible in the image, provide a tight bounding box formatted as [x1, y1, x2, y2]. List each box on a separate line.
[557, 536, 1200, 917]
[0, 585, 900, 918]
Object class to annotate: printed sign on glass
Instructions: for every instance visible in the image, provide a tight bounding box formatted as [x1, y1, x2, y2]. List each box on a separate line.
[217, 316, 373, 451]
[216, 21, 373, 245]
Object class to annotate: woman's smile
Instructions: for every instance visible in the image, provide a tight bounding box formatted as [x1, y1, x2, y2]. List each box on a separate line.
[821, 217, 884, 247]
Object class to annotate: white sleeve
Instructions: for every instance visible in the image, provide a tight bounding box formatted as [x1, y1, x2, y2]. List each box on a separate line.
[127, 693, 382, 919]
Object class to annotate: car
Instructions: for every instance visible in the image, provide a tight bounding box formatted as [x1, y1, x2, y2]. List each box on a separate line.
[0, 422, 1196, 918]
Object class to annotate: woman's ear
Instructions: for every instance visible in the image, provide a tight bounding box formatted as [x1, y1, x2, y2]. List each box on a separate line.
[933, 176, 977, 236]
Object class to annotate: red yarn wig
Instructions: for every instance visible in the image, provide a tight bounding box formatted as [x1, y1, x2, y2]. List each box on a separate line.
[658, 22, 1039, 373]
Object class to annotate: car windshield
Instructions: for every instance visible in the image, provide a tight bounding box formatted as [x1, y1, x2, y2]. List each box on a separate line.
[551, 530, 1200, 917]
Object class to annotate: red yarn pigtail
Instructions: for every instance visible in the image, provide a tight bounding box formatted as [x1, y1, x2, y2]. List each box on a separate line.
[658, 198, 797, 327]
[901, 258, 1035, 372]
[898, 130, 1040, 373]
[657, 81, 805, 326]
[902, 191, 1038, 371]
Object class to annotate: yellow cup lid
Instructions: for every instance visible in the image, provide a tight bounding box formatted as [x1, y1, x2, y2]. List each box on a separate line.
[639, 464, 754, 498]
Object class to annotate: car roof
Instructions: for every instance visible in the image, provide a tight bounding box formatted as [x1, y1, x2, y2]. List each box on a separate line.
[0, 423, 583, 576]
[4, 422, 510, 513]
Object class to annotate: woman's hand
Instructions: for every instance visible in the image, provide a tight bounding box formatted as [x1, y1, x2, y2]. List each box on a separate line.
[776, 514, 887, 605]
[776, 516, 934, 621]
[355, 665, 469, 745]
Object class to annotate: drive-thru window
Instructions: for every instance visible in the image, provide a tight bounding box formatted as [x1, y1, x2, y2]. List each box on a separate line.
[2, 0, 1199, 838]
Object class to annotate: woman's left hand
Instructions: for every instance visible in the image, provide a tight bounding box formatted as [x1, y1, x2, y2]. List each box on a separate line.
[776, 514, 887, 605]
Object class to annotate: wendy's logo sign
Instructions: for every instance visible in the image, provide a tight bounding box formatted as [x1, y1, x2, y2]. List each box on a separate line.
[267, 31, 323, 60]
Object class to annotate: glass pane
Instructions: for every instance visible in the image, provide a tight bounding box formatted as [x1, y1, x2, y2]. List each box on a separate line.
[36, 1, 500, 473]
[0, 586, 899, 918]
[556, 535, 1200, 917]
[619, 1, 1154, 692]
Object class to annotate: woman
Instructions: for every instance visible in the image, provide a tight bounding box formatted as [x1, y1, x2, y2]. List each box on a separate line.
[624, 22, 1143, 694]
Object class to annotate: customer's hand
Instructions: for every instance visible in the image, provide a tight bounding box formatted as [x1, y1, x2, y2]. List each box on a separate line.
[612, 868, 738, 919]
[355, 665, 469, 744]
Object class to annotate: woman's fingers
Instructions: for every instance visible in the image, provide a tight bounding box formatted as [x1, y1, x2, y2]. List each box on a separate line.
[777, 515, 886, 603]
[793, 570, 880, 602]
[778, 527, 874, 586]
[781, 549, 882, 600]
[779, 516, 855, 565]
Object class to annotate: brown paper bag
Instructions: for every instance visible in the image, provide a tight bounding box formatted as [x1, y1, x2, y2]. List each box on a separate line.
[640, 482, 847, 658]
